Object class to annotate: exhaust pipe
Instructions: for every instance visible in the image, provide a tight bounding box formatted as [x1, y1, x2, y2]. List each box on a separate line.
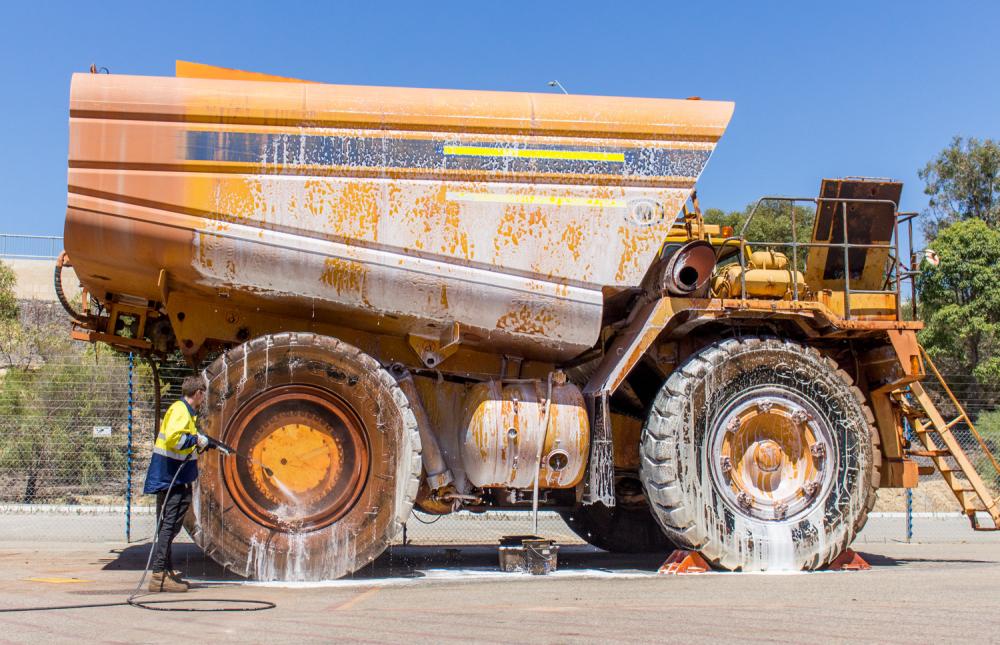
[661, 240, 716, 297]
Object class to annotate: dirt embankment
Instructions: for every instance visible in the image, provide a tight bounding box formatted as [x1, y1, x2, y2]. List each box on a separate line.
[874, 479, 969, 513]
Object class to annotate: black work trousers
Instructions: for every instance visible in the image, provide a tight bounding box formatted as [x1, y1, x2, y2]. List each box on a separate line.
[152, 483, 192, 573]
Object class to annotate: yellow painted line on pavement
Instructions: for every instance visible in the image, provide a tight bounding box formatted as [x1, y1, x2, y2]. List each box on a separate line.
[335, 586, 380, 611]
[25, 577, 91, 584]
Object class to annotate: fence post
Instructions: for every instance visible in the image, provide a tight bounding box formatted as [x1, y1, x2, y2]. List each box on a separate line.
[126, 352, 134, 543]
[904, 417, 913, 543]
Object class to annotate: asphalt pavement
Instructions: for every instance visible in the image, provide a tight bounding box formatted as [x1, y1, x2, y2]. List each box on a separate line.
[0, 539, 998, 643]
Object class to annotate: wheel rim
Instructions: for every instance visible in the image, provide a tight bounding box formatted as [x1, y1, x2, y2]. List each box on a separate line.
[707, 387, 835, 522]
[222, 384, 370, 531]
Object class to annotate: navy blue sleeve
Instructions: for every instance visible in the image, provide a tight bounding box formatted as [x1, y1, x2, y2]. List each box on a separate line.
[177, 433, 199, 450]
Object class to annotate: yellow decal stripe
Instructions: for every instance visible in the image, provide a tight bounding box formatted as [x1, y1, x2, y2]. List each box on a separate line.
[446, 191, 626, 209]
[443, 146, 625, 163]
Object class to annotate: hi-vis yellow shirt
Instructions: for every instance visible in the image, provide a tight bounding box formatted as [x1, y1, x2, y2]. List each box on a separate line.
[143, 399, 199, 493]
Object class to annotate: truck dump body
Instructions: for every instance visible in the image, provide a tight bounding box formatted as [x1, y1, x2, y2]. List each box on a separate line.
[65, 64, 733, 361]
[62, 65, 1000, 580]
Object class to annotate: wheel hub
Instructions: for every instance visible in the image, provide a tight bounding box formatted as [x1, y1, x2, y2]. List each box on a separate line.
[753, 440, 783, 472]
[222, 385, 370, 531]
[709, 389, 834, 522]
[250, 418, 342, 498]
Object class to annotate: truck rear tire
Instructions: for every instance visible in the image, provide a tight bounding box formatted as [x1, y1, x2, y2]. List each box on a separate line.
[560, 477, 675, 553]
[186, 333, 421, 580]
[640, 337, 879, 571]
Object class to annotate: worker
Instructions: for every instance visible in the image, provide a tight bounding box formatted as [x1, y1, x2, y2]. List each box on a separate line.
[142, 375, 213, 593]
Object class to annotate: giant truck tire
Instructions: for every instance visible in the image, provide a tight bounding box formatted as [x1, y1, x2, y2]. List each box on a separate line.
[560, 478, 676, 553]
[639, 338, 880, 571]
[186, 333, 421, 581]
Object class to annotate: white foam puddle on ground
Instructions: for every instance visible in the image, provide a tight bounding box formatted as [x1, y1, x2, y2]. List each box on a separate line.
[200, 566, 825, 589]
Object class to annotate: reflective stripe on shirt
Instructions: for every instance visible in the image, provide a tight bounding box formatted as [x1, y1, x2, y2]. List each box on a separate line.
[152, 445, 199, 461]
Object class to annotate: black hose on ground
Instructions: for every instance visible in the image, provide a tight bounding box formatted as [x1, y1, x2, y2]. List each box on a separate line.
[0, 448, 275, 613]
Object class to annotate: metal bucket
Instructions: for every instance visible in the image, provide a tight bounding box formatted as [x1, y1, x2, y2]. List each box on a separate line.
[498, 535, 559, 575]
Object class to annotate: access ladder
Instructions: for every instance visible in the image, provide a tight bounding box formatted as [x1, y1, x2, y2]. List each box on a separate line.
[895, 347, 1000, 531]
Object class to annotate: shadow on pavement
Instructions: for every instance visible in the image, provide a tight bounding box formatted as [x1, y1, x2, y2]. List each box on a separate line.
[99, 542, 666, 581]
[859, 550, 996, 567]
[99, 543, 966, 582]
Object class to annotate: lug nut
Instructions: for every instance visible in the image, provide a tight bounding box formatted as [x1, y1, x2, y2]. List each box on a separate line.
[810, 443, 826, 459]
[774, 501, 788, 520]
[726, 417, 740, 433]
[737, 492, 753, 510]
[720, 456, 733, 473]
[803, 481, 821, 498]
[756, 400, 774, 413]
[792, 409, 811, 424]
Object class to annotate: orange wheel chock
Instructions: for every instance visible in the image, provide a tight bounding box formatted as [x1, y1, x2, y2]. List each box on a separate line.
[826, 549, 871, 571]
[658, 549, 711, 575]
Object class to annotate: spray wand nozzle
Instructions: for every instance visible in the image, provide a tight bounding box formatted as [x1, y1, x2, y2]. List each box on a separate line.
[202, 435, 276, 478]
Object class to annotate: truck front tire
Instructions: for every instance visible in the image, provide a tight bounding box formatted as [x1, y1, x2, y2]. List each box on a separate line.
[640, 338, 879, 571]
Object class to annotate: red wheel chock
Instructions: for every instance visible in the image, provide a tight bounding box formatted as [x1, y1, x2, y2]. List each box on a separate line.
[826, 549, 871, 571]
[658, 549, 711, 575]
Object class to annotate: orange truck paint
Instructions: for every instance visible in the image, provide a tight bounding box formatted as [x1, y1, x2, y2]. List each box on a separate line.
[65, 66, 733, 365]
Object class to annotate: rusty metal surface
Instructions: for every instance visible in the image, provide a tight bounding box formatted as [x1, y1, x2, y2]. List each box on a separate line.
[806, 179, 902, 292]
[65, 68, 733, 364]
[461, 381, 589, 489]
[222, 384, 370, 531]
[661, 240, 716, 296]
[584, 296, 923, 401]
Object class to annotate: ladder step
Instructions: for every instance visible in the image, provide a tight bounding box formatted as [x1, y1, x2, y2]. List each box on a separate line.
[907, 352, 1000, 531]
[908, 449, 952, 458]
[970, 515, 1000, 531]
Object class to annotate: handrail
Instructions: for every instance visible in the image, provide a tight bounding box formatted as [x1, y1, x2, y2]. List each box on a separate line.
[919, 346, 1000, 476]
[0, 234, 64, 260]
[736, 196, 901, 320]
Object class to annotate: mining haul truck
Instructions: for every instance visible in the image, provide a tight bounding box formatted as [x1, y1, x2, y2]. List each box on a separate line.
[60, 62, 1000, 579]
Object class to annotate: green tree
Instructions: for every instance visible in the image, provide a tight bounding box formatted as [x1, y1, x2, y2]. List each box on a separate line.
[0, 299, 142, 504]
[978, 408, 1000, 447]
[971, 408, 1000, 489]
[919, 136, 1000, 237]
[918, 219, 1000, 395]
[704, 200, 816, 267]
[0, 260, 17, 322]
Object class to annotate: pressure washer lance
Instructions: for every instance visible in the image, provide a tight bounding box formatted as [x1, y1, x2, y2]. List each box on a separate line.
[202, 435, 275, 478]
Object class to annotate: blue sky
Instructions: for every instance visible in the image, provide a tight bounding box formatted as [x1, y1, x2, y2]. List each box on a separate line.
[1, 0, 997, 237]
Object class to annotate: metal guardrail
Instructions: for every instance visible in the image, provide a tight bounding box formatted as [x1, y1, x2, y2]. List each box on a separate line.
[0, 234, 63, 260]
[723, 196, 907, 321]
[744, 196, 900, 320]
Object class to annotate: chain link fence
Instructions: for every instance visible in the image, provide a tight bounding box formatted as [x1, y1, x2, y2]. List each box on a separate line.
[1, 298, 998, 547]
[904, 374, 1000, 516]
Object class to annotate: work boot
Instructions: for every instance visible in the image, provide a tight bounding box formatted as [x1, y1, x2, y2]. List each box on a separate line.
[148, 570, 187, 593]
[168, 570, 191, 590]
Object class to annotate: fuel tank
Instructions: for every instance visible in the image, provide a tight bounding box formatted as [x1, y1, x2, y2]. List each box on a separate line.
[65, 62, 733, 362]
[461, 380, 590, 489]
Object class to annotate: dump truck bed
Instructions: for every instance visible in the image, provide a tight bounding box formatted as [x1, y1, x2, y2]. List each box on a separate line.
[65, 64, 733, 361]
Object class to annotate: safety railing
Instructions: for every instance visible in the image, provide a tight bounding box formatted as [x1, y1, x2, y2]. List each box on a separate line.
[728, 196, 909, 320]
[898, 212, 920, 320]
[0, 234, 63, 260]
